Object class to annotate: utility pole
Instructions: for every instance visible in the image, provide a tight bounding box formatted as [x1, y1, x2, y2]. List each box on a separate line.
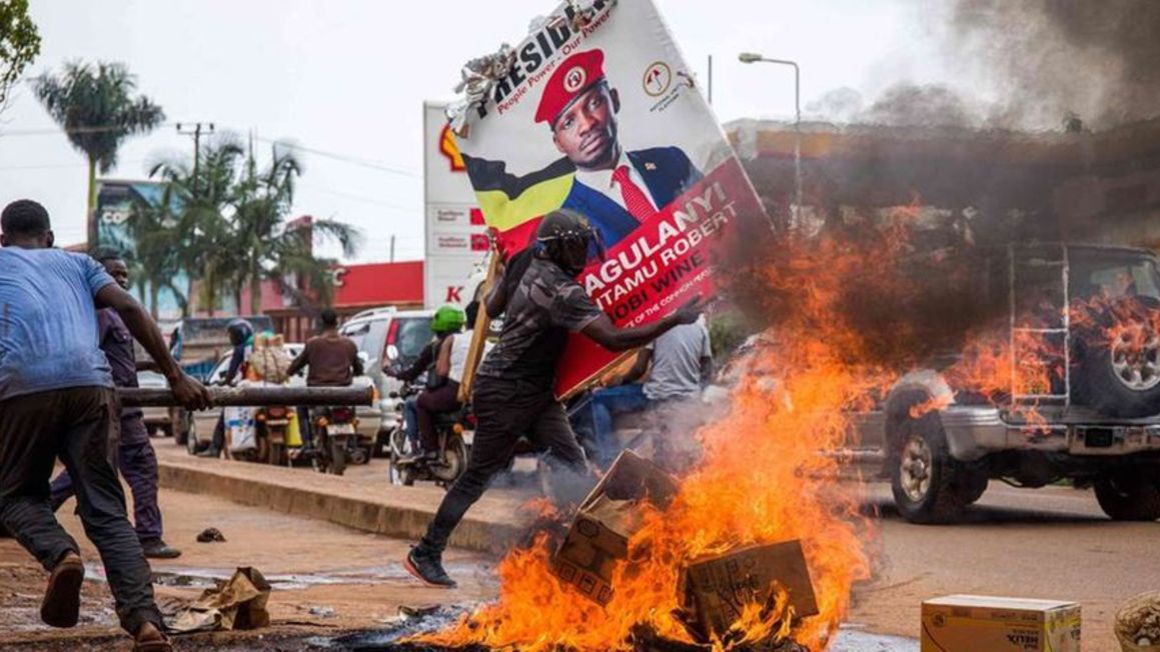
[389, 234, 396, 263]
[176, 122, 215, 187]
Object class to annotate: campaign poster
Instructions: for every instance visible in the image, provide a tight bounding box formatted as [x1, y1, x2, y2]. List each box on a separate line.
[423, 101, 491, 307]
[452, 0, 766, 396]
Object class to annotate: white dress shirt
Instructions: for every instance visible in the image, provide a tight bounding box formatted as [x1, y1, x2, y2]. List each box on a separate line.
[573, 149, 659, 212]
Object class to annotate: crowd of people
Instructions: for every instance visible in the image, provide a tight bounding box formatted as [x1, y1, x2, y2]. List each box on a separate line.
[0, 199, 711, 645]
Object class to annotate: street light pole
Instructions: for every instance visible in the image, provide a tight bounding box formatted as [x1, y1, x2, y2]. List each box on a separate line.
[738, 53, 801, 228]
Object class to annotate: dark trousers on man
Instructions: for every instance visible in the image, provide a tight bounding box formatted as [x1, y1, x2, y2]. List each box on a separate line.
[0, 387, 163, 635]
[50, 418, 163, 545]
[418, 377, 588, 554]
[416, 381, 461, 452]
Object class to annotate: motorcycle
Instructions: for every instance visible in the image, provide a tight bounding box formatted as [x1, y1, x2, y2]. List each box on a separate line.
[387, 383, 471, 489]
[256, 405, 293, 466]
[311, 405, 361, 476]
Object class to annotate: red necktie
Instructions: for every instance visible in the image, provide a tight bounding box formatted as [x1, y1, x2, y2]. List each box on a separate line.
[612, 165, 657, 221]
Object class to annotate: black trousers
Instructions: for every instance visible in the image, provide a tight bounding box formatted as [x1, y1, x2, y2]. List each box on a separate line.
[51, 435, 164, 545]
[0, 387, 162, 634]
[419, 377, 587, 554]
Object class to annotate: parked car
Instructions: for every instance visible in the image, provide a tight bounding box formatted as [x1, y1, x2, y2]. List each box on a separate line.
[338, 307, 434, 454]
[845, 243, 1160, 523]
[185, 343, 381, 458]
[137, 370, 174, 437]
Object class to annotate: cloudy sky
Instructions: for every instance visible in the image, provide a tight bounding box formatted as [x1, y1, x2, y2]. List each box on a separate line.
[0, 0, 950, 262]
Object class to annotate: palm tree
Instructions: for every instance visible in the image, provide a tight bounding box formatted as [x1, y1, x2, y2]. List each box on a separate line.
[228, 144, 360, 314]
[146, 138, 246, 317]
[33, 61, 165, 248]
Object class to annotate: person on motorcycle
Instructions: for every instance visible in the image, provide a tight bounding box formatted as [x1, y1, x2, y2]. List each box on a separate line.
[584, 313, 709, 461]
[287, 309, 364, 452]
[403, 209, 704, 588]
[387, 304, 466, 462]
[198, 318, 254, 458]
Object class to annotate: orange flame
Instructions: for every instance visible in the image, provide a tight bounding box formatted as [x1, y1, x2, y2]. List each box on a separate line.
[412, 211, 977, 651]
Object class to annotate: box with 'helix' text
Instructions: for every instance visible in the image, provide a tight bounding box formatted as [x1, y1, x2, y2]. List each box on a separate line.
[921, 595, 1081, 652]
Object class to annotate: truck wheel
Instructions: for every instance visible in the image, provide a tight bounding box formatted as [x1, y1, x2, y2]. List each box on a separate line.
[1094, 468, 1160, 521]
[890, 413, 975, 524]
[1074, 297, 1160, 418]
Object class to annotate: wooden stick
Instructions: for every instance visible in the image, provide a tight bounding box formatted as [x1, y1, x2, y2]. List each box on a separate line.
[118, 385, 374, 408]
[458, 252, 502, 403]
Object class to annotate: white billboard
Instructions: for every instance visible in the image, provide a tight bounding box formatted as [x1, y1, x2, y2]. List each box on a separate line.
[423, 101, 490, 307]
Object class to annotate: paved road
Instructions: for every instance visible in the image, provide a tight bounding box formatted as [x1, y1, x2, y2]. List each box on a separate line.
[850, 480, 1159, 652]
[5, 439, 1156, 651]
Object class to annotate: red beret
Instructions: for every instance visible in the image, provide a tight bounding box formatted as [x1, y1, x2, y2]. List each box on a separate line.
[535, 49, 606, 125]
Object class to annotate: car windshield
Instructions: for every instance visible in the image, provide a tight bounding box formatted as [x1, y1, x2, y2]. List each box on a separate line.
[1069, 252, 1160, 301]
[340, 321, 373, 354]
[395, 317, 433, 366]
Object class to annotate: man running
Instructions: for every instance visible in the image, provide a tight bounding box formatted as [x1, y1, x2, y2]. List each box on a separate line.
[49, 254, 182, 559]
[0, 199, 211, 651]
[404, 209, 702, 588]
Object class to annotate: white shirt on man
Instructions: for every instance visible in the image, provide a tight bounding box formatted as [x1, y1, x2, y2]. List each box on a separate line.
[572, 149, 659, 213]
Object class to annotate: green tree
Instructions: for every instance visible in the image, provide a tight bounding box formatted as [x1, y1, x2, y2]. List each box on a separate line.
[32, 61, 164, 247]
[228, 144, 360, 315]
[0, 0, 41, 109]
[145, 138, 246, 317]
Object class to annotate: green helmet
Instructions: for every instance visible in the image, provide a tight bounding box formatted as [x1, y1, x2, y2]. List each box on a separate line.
[431, 304, 467, 334]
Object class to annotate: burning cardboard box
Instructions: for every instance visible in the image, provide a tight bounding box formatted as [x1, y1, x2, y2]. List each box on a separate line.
[680, 541, 820, 642]
[551, 450, 680, 605]
[921, 595, 1081, 652]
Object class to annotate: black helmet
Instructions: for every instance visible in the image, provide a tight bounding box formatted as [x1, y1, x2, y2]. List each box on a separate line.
[535, 209, 605, 276]
[227, 318, 253, 346]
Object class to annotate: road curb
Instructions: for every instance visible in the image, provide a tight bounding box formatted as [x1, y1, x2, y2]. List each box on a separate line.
[156, 456, 529, 555]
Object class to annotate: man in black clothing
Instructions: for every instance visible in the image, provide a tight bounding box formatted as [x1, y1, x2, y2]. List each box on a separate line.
[403, 209, 702, 588]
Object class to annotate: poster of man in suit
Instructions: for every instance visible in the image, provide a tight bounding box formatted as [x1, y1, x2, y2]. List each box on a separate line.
[450, 0, 766, 396]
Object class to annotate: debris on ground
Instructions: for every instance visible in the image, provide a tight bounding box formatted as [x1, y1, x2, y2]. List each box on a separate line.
[196, 528, 227, 543]
[680, 541, 819, 642]
[167, 567, 271, 634]
[550, 450, 679, 605]
[306, 605, 336, 619]
[1117, 592, 1160, 652]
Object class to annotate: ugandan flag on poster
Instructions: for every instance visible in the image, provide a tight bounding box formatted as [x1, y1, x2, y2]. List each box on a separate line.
[461, 153, 576, 257]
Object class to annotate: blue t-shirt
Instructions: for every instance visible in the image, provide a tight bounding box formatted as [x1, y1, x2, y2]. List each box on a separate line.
[0, 248, 117, 401]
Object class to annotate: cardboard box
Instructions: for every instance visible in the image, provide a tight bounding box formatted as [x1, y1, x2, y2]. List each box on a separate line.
[551, 450, 679, 605]
[681, 541, 819, 640]
[921, 595, 1081, 652]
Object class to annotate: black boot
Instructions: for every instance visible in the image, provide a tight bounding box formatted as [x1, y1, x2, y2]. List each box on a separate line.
[403, 545, 457, 588]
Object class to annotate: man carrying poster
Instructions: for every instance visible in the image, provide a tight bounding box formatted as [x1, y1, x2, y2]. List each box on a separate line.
[453, 0, 767, 400]
[404, 210, 702, 588]
[538, 48, 702, 247]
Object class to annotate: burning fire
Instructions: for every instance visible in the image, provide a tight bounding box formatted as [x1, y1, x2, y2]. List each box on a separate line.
[413, 215, 982, 651]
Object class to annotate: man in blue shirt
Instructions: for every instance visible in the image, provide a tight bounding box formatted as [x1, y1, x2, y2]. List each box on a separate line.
[48, 254, 182, 560]
[0, 200, 210, 651]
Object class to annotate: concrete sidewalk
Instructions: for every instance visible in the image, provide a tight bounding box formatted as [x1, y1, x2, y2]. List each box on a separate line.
[154, 443, 533, 555]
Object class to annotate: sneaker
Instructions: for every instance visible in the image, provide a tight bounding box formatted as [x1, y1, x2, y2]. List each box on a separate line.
[398, 450, 439, 466]
[41, 552, 84, 628]
[142, 541, 182, 559]
[403, 547, 457, 588]
[133, 621, 173, 652]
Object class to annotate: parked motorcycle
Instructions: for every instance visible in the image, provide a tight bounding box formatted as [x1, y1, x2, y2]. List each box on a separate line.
[311, 405, 360, 476]
[387, 384, 470, 489]
[256, 405, 293, 466]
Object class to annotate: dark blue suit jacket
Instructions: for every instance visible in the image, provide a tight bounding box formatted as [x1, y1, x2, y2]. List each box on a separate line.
[561, 146, 703, 247]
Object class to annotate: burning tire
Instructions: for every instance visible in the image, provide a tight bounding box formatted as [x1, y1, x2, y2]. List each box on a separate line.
[1073, 297, 1160, 418]
[1094, 467, 1160, 521]
[890, 412, 982, 524]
